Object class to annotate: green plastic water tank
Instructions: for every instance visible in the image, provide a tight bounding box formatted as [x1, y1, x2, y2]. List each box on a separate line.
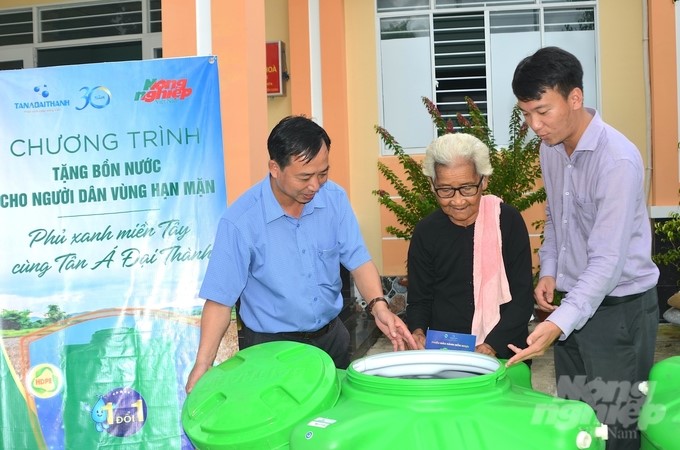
[289, 350, 608, 450]
[181, 341, 341, 450]
[639, 356, 680, 450]
[183, 342, 608, 450]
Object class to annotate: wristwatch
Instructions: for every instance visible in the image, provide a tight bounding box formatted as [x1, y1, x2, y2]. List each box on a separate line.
[366, 297, 389, 315]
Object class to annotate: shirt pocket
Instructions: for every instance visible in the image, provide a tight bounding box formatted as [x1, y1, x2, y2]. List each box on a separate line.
[316, 243, 341, 289]
[573, 196, 596, 235]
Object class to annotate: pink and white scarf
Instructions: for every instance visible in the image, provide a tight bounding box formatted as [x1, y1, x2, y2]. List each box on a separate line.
[471, 194, 511, 345]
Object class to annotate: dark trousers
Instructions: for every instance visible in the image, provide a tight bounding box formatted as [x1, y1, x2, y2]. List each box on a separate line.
[238, 316, 351, 369]
[554, 288, 658, 450]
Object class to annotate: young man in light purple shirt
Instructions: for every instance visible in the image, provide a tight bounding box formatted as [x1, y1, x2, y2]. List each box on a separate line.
[508, 46, 659, 450]
[185, 115, 416, 394]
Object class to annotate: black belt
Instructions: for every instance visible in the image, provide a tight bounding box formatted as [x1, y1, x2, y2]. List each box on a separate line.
[280, 318, 335, 339]
[557, 291, 646, 307]
[601, 291, 646, 306]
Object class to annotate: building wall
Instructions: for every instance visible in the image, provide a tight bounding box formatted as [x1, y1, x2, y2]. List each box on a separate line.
[146, 0, 680, 276]
[2, 0, 676, 277]
[344, 0, 385, 272]
[648, 0, 679, 209]
[265, 0, 292, 133]
[165, 1, 270, 204]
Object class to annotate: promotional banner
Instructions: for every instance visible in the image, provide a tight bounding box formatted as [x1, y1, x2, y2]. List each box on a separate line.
[0, 56, 226, 449]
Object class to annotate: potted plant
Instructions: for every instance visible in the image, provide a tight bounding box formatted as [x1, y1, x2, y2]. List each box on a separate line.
[652, 193, 680, 323]
[653, 211, 680, 278]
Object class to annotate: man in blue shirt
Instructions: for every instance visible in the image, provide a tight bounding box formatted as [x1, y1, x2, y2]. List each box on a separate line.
[185, 115, 416, 393]
[507, 47, 659, 450]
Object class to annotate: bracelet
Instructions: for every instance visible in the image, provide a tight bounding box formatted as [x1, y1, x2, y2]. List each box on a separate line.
[366, 297, 389, 315]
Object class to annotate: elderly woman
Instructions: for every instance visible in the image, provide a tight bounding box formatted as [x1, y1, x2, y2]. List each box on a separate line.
[406, 133, 534, 360]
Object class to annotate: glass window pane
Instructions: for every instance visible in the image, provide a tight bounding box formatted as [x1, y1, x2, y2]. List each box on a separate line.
[0, 9, 33, 46]
[381, 16, 429, 40]
[37, 41, 142, 67]
[377, 0, 430, 13]
[436, 0, 535, 8]
[490, 9, 539, 34]
[39, 1, 143, 42]
[489, 10, 540, 146]
[41, 24, 142, 42]
[149, 0, 162, 33]
[545, 8, 597, 109]
[545, 8, 595, 32]
[380, 16, 434, 152]
[0, 59, 24, 70]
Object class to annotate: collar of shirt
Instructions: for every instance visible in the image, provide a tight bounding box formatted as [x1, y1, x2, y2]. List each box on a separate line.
[560, 107, 601, 158]
[548, 107, 602, 160]
[261, 175, 327, 223]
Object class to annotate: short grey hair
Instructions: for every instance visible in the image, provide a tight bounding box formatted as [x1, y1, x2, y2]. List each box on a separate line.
[422, 133, 493, 179]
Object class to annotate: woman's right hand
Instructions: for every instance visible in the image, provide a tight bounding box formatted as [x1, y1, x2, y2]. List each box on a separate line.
[412, 329, 426, 350]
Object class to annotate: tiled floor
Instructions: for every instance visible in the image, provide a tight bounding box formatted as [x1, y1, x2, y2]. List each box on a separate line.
[362, 322, 680, 396]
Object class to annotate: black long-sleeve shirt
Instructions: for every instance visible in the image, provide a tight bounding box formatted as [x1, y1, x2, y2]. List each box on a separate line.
[406, 203, 534, 359]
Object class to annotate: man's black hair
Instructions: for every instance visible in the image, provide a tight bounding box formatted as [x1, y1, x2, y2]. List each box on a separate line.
[267, 115, 331, 169]
[512, 46, 584, 102]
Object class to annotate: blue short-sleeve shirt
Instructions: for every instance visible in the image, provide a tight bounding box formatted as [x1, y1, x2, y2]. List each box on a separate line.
[199, 176, 371, 333]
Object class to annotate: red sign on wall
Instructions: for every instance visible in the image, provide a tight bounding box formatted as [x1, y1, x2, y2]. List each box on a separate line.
[266, 41, 286, 96]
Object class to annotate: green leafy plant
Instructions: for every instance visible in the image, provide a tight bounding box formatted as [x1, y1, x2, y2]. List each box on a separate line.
[653, 198, 680, 288]
[373, 96, 545, 240]
[373, 125, 438, 239]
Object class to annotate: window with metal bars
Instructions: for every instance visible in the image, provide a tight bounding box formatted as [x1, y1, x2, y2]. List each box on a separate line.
[377, 1, 596, 154]
[433, 12, 487, 124]
[0, 1, 161, 69]
[0, 1, 160, 47]
[0, 9, 33, 46]
[38, 0, 161, 42]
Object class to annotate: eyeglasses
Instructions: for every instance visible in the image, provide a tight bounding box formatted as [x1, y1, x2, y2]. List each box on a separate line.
[432, 177, 484, 198]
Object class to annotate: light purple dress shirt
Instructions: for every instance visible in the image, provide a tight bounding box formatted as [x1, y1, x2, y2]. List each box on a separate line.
[539, 108, 659, 339]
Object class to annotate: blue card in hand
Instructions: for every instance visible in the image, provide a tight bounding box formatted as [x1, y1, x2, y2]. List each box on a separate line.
[425, 329, 476, 351]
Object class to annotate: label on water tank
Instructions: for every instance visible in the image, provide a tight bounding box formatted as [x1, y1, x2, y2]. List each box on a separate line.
[307, 417, 337, 428]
